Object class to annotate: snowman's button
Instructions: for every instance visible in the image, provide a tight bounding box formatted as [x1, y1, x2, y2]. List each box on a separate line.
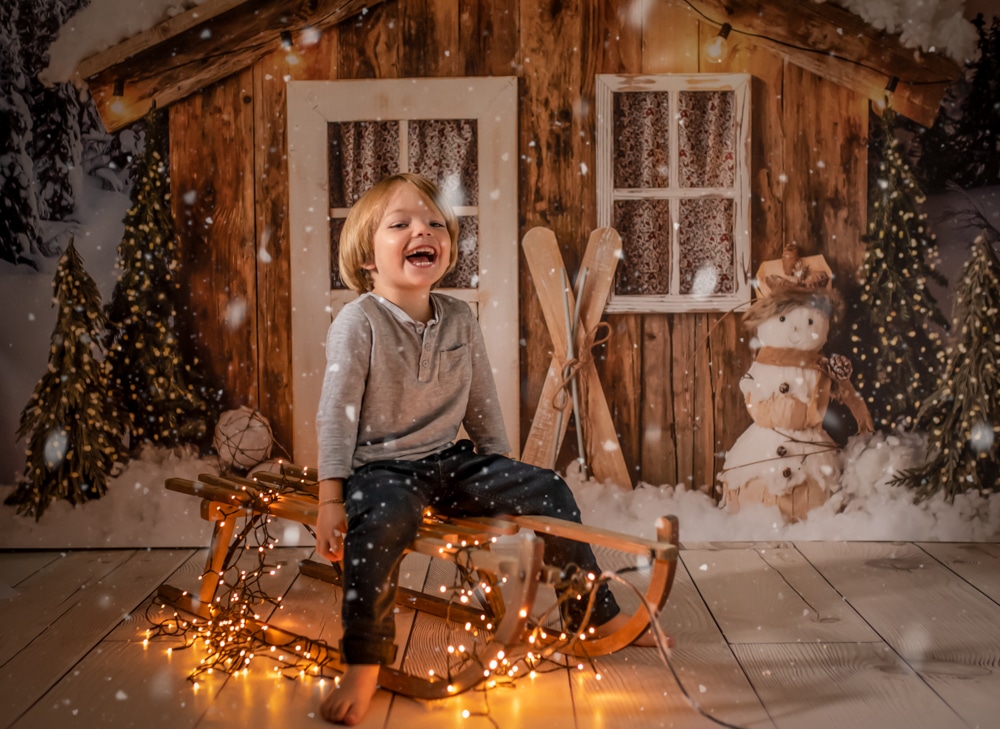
[776, 446, 787, 457]
[782, 467, 792, 478]
[779, 383, 790, 394]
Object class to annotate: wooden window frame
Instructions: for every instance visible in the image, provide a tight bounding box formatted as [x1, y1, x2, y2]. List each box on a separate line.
[596, 73, 752, 314]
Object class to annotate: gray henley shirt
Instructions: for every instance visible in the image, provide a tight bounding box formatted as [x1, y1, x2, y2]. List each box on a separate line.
[315, 292, 510, 480]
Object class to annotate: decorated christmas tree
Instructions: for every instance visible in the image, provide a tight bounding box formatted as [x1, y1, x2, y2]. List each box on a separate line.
[850, 108, 948, 430]
[105, 106, 218, 449]
[893, 230, 1000, 502]
[5, 240, 126, 519]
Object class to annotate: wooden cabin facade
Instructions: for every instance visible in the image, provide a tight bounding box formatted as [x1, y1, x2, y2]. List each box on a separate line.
[78, 0, 960, 491]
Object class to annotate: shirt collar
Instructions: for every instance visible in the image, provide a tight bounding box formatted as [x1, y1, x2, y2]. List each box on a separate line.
[368, 292, 440, 329]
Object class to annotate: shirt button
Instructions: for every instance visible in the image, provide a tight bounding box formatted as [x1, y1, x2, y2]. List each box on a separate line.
[421, 360, 429, 367]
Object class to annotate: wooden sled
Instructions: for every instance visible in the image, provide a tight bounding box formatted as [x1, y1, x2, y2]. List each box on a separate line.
[158, 463, 679, 698]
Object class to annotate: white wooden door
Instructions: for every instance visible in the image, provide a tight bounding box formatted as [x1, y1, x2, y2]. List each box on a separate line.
[287, 77, 519, 466]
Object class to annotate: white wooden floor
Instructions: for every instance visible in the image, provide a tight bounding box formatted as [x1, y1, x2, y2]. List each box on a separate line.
[1, 538, 998, 729]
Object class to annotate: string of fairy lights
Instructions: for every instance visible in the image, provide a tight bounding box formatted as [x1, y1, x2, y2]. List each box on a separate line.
[142, 467, 749, 728]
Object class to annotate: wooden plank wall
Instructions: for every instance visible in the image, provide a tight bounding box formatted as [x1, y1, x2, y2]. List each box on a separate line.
[168, 0, 868, 492]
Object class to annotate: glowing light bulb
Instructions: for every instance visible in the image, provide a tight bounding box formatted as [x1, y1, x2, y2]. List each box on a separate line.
[703, 23, 732, 63]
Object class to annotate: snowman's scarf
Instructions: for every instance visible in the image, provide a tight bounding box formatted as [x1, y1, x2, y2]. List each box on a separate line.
[754, 347, 874, 433]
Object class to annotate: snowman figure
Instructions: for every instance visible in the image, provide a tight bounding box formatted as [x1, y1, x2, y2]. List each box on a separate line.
[720, 249, 872, 523]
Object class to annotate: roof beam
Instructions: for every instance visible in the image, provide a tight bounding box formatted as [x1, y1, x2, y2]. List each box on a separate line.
[82, 0, 385, 132]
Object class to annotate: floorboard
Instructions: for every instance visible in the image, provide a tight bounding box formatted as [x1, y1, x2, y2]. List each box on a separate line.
[571, 548, 773, 729]
[2, 549, 194, 728]
[731, 642, 967, 729]
[0, 550, 135, 666]
[797, 541, 1000, 729]
[682, 545, 878, 643]
[0, 552, 63, 596]
[3, 540, 997, 729]
[918, 542, 1000, 605]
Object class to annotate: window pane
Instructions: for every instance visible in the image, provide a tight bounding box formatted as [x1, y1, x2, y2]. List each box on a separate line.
[678, 198, 734, 295]
[439, 216, 479, 289]
[330, 217, 347, 290]
[614, 92, 670, 189]
[408, 119, 479, 206]
[678, 90, 735, 188]
[328, 122, 400, 207]
[613, 199, 671, 295]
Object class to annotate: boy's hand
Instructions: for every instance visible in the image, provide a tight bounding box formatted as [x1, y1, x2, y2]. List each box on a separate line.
[316, 502, 348, 562]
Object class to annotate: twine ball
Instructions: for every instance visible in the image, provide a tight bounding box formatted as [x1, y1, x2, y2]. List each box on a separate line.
[214, 406, 273, 470]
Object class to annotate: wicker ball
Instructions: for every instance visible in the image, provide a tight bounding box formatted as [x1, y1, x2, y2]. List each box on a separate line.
[214, 406, 273, 470]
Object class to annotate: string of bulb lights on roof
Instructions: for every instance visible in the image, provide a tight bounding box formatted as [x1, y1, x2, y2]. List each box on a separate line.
[682, 0, 952, 93]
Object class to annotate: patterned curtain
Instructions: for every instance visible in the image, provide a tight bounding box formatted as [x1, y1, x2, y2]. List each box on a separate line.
[328, 121, 399, 208]
[677, 90, 736, 295]
[410, 120, 479, 288]
[678, 90, 735, 188]
[614, 92, 670, 295]
[612, 89, 736, 297]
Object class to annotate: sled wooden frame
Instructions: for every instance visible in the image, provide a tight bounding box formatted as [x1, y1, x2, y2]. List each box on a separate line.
[158, 465, 679, 698]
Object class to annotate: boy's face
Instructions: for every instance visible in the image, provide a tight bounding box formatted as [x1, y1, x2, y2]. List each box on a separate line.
[364, 183, 452, 298]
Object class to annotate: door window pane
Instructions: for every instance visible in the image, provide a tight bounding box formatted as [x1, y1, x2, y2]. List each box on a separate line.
[408, 119, 479, 206]
[328, 121, 399, 207]
[440, 216, 479, 289]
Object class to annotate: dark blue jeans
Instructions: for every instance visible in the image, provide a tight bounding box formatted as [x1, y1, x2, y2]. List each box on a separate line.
[339, 440, 621, 665]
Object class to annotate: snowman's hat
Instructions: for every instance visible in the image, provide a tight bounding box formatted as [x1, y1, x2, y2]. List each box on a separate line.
[742, 285, 844, 332]
[754, 243, 833, 299]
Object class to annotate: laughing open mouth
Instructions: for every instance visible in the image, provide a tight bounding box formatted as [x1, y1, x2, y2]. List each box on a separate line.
[405, 247, 438, 265]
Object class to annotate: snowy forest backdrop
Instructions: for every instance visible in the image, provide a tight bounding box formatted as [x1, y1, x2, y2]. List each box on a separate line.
[1, 0, 999, 545]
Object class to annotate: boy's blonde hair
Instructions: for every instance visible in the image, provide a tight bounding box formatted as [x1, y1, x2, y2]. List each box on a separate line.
[338, 173, 461, 293]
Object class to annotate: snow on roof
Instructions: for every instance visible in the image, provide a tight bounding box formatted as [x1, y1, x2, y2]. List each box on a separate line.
[814, 0, 979, 63]
[41, 0, 214, 85]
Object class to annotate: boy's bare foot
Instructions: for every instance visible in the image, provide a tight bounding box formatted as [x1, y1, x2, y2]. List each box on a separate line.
[320, 664, 380, 725]
[592, 613, 674, 648]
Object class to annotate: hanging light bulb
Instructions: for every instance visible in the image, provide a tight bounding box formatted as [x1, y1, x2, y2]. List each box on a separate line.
[703, 23, 732, 63]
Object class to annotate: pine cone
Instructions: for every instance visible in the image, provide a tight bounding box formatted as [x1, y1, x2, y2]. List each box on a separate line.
[825, 353, 853, 380]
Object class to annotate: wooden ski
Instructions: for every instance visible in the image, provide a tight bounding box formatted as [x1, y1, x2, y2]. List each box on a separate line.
[521, 227, 631, 489]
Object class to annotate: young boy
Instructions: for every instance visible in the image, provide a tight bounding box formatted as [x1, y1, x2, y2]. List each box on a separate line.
[314, 173, 633, 725]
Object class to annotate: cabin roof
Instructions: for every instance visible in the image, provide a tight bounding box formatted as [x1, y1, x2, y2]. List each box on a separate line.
[79, 0, 963, 131]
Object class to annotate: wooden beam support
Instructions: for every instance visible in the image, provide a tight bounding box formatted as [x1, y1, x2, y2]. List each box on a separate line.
[684, 0, 963, 126]
[82, 0, 385, 131]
